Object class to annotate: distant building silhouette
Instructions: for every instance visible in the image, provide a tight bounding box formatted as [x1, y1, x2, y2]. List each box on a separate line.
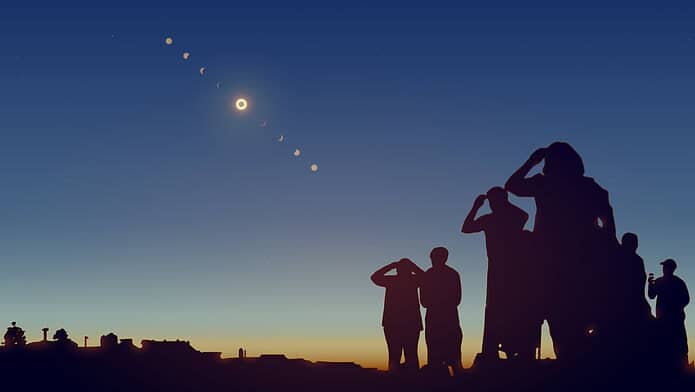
[51, 328, 78, 350]
[120, 338, 135, 349]
[0, 319, 692, 391]
[141, 339, 218, 359]
[100, 332, 118, 349]
[0, 323, 380, 391]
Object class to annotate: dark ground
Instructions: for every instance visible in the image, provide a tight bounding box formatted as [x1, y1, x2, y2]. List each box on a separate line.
[2, 348, 694, 392]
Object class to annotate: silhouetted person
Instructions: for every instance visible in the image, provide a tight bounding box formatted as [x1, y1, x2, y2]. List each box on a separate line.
[599, 232, 653, 360]
[505, 142, 617, 361]
[617, 233, 652, 322]
[371, 258, 423, 371]
[420, 247, 463, 374]
[463, 187, 539, 361]
[648, 259, 690, 369]
[618, 233, 651, 318]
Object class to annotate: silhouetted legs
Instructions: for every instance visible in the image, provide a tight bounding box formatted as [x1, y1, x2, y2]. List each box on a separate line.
[402, 331, 420, 371]
[498, 316, 541, 361]
[426, 321, 463, 374]
[656, 317, 689, 370]
[384, 328, 420, 371]
[481, 304, 500, 360]
[547, 311, 595, 362]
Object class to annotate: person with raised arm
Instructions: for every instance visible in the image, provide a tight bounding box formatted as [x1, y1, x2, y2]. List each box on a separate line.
[371, 258, 424, 371]
[463, 187, 539, 362]
[505, 142, 617, 361]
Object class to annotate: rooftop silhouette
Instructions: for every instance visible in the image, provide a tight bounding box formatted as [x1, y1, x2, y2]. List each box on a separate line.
[2, 322, 693, 391]
[1, 322, 381, 391]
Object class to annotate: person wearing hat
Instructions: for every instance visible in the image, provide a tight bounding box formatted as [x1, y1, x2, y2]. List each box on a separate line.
[648, 258, 690, 369]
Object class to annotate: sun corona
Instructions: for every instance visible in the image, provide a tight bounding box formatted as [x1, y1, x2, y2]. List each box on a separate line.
[234, 98, 248, 111]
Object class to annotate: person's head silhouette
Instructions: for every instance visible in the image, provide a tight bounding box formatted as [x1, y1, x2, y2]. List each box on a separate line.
[621, 232, 639, 253]
[486, 186, 508, 212]
[542, 142, 585, 179]
[396, 258, 413, 276]
[430, 247, 449, 268]
[661, 259, 677, 276]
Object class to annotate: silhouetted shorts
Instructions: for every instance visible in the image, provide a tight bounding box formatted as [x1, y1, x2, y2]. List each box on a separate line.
[425, 324, 462, 365]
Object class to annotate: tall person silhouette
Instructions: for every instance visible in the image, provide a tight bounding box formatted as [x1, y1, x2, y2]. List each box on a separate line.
[371, 258, 423, 371]
[613, 233, 653, 350]
[463, 187, 540, 361]
[505, 142, 617, 361]
[420, 247, 463, 374]
[648, 259, 690, 369]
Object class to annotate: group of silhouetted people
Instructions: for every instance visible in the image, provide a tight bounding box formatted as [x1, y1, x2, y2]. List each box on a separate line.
[373, 142, 690, 374]
[371, 248, 463, 374]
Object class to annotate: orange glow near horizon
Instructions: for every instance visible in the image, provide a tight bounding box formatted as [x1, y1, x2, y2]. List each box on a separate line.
[19, 326, 694, 371]
[183, 333, 550, 370]
[178, 322, 584, 370]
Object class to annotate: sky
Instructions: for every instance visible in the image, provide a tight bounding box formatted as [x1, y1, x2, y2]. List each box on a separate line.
[0, 3, 694, 368]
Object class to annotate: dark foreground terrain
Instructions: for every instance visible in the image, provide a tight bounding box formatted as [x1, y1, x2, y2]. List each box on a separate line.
[2, 344, 694, 392]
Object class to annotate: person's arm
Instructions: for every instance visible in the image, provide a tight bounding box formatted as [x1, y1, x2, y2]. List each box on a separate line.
[419, 279, 429, 309]
[505, 148, 545, 197]
[371, 262, 397, 287]
[410, 261, 425, 276]
[454, 271, 462, 306]
[519, 208, 529, 227]
[647, 277, 658, 299]
[684, 286, 690, 308]
[462, 195, 487, 233]
[638, 256, 647, 287]
[406, 260, 427, 308]
[679, 280, 690, 308]
[405, 259, 425, 275]
[402, 259, 425, 287]
[510, 204, 529, 230]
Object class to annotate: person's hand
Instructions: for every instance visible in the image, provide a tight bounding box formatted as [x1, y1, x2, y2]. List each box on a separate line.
[528, 148, 546, 166]
[473, 195, 486, 208]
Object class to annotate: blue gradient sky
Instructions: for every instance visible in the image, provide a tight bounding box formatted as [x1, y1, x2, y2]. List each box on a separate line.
[0, 4, 693, 366]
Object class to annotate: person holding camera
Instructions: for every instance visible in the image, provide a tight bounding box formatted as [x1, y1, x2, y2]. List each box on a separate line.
[648, 259, 690, 369]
